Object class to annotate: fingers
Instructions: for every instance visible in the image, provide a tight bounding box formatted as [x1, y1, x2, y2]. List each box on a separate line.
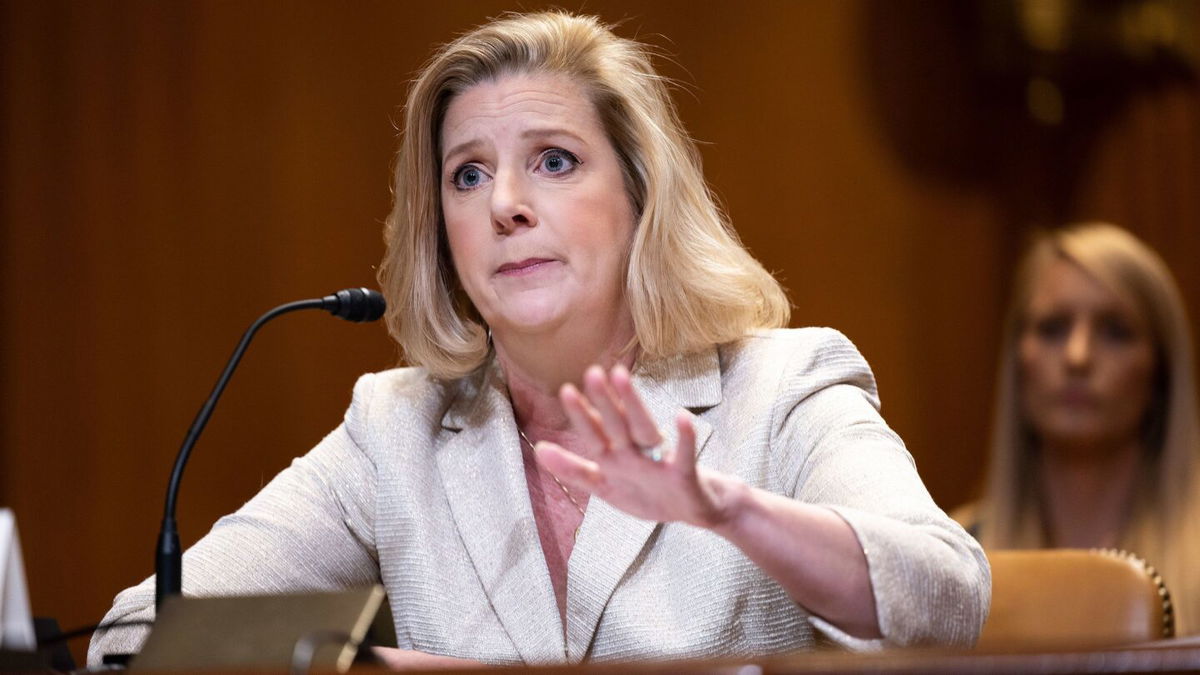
[582, 366, 634, 451]
[533, 441, 603, 491]
[674, 412, 697, 476]
[560, 363, 670, 464]
[559, 383, 610, 454]
[610, 364, 663, 451]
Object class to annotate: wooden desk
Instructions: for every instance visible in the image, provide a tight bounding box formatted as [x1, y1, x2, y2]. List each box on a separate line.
[338, 641, 1200, 675]
[763, 641, 1200, 674]
[106, 639, 1200, 674]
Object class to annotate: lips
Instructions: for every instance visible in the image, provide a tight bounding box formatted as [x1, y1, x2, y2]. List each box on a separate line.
[496, 258, 556, 275]
[1057, 386, 1097, 407]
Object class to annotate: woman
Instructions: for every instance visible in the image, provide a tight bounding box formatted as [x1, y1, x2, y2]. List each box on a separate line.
[961, 223, 1200, 634]
[90, 12, 987, 667]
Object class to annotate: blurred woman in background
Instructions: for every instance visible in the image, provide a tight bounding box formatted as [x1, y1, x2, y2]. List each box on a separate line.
[961, 222, 1200, 634]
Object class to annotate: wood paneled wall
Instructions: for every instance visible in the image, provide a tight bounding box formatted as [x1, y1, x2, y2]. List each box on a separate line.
[2, 1, 1197, 664]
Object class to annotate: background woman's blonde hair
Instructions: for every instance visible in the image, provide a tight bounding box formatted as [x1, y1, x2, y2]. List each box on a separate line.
[979, 222, 1200, 633]
[378, 11, 789, 379]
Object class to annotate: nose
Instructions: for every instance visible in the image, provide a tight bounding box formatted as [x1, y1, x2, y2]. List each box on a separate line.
[1064, 321, 1093, 371]
[490, 171, 537, 235]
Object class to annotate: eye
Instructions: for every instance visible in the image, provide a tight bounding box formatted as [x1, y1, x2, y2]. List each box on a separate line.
[451, 164, 490, 191]
[1096, 314, 1135, 343]
[537, 148, 580, 175]
[1031, 314, 1070, 341]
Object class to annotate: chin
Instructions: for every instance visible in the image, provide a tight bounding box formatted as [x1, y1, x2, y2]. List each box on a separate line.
[1038, 421, 1134, 455]
[497, 306, 569, 333]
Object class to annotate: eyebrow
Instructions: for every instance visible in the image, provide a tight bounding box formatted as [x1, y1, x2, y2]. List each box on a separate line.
[520, 127, 588, 146]
[442, 139, 483, 167]
[441, 127, 589, 166]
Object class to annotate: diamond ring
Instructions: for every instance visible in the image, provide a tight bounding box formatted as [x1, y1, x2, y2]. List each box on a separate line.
[639, 444, 663, 462]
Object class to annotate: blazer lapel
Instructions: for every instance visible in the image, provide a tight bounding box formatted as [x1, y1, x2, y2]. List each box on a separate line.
[435, 365, 565, 664]
[564, 346, 722, 662]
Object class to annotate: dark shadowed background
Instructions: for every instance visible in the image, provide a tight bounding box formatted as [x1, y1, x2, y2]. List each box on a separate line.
[2, 0, 1198, 664]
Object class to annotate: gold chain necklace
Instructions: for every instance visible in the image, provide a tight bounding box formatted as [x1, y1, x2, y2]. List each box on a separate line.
[517, 428, 586, 539]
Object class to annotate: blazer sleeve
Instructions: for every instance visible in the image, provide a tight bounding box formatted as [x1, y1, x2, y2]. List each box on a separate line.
[87, 374, 383, 666]
[770, 329, 990, 648]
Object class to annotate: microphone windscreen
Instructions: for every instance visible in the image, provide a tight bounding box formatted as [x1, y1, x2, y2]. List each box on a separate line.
[324, 288, 386, 322]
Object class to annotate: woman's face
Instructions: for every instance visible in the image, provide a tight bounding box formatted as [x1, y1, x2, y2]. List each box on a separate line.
[1018, 256, 1158, 454]
[439, 72, 635, 339]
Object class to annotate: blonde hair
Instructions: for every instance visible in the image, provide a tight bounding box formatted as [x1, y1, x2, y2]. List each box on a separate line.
[979, 222, 1200, 633]
[377, 11, 789, 379]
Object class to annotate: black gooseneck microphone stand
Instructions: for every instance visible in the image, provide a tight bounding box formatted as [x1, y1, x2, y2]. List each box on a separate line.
[155, 288, 386, 609]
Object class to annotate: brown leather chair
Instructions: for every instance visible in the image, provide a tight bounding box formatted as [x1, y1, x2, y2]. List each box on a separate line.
[977, 548, 1175, 650]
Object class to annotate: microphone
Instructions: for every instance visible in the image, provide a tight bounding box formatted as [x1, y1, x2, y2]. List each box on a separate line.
[320, 287, 387, 323]
[155, 288, 386, 609]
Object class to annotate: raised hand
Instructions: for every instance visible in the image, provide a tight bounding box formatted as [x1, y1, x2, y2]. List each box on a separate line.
[532, 364, 736, 528]
[532, 364, 883, 639]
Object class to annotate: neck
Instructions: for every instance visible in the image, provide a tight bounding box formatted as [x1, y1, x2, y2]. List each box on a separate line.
[493, 311, 637, 434]
[1037, 437, 1142, 548]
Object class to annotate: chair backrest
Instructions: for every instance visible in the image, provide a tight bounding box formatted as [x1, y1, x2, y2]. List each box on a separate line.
[978, 548, 1174, 651]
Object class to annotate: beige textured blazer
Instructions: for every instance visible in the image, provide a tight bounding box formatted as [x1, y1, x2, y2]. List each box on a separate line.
[89, 328, 989, 666]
